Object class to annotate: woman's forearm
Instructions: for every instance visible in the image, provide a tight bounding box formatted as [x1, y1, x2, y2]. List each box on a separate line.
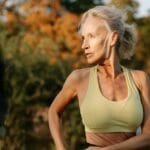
[48, 109, 66, 150]
[105, 134, 150, 150]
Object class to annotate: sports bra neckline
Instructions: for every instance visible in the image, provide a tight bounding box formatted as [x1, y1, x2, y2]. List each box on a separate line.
[94, 65, 131, 104]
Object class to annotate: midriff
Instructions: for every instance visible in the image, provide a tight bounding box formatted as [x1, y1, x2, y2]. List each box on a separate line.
[86, 132, 136, 147]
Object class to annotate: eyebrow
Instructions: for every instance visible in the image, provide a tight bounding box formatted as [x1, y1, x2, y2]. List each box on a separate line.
[81, 33, 94, 39]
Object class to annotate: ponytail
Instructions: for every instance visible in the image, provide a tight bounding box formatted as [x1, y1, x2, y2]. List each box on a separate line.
[118, 24, 137, 59]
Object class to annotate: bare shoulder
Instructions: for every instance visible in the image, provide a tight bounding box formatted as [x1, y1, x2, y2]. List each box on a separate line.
[64, 67, 90, 86]
[75, 67, 90, 78]
[130, 69, 150, 90]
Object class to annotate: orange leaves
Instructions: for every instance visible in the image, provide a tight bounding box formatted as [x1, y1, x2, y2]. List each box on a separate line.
[22, 0, 61, 10]
[23, 33, 41, 48]
[54, 12, 81, 54]
[40, 24, 53, 36]
[20, 0, 51, 10]
[55, 12, 79, 33]
[24, 9, 54, 34]
[50, 0, 62, 12]
[6, 11, 17, 24]
[20, 0, 57, 35]
[3, 0, 84, 67]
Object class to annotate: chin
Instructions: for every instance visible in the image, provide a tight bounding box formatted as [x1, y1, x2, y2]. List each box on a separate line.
[86, 59, 98, 65]
[87, 57, 105, 66]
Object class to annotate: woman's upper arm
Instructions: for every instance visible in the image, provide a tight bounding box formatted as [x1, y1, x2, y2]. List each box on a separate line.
[49, 70, 79, 114]
[138, 71, 150, 134]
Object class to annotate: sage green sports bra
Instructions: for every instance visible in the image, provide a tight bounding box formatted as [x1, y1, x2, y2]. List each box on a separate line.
[80, 65, 143, 133]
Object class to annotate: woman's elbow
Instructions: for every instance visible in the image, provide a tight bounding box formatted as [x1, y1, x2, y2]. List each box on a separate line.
[48, 105, 61, 121]
[48, 106, 57, 119]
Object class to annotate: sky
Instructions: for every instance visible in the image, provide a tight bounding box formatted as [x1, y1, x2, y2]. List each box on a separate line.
[136, 0, 150, 17]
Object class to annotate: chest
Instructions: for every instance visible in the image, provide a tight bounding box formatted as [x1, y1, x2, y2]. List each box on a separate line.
[77, 71, 129, 105]
[97, 74, 128, 101]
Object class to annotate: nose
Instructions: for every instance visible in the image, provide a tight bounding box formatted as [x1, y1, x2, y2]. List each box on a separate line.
[81, 38, 89, 50]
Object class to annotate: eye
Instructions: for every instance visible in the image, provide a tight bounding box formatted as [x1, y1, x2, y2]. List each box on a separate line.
[89, 33, 95, 38]
[81, 36, 84, 40]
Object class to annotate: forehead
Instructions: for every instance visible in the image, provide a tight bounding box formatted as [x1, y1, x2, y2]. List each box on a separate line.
[80, 16, 108, 35]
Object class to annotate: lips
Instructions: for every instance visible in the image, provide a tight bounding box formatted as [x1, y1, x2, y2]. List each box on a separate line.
[85, 53, 94, 58]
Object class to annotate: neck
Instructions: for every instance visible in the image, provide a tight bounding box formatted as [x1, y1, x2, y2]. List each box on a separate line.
[97, 48, 122, 79]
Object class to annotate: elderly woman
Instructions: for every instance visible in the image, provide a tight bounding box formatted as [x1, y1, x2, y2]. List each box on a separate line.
[48, 6, 150, 150]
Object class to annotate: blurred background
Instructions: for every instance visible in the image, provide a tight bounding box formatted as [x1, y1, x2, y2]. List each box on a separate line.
[0, 0, 150, 149]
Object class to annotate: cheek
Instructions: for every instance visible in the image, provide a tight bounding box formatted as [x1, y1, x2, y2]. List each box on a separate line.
[98, 38, 105, 47]
[90, 38, 105, 49]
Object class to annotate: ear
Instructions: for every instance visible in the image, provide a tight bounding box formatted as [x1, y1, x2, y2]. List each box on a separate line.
[110, 32, 119, 47]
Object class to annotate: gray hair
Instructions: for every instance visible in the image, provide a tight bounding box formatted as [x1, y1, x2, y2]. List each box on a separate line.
[79, 6, 137, 59]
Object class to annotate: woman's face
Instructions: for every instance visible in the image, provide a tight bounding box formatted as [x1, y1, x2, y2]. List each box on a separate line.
[81, 16, 111, 65]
